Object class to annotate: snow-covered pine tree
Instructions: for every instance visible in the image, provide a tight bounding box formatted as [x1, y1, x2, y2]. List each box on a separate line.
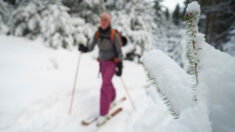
[62, 0, 105, 25]
[172, 4, 181, 25]
[8, 0, 82, 49]
[184, 1, 201, 101]
[9, 0, 44, 39]
[0, 0, 11, 34]
[40, 0, 76, 49]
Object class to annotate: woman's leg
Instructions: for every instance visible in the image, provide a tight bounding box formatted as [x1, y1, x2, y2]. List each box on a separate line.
[100, 61, 116, 115]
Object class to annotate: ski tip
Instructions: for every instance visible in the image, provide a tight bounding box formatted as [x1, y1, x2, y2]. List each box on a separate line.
[81, 121, 90, 126]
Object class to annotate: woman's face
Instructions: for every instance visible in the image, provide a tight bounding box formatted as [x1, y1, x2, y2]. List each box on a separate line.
[100, 15, 111, 30]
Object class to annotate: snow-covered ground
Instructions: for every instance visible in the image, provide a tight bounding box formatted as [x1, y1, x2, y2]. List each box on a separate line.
[0, 35, 172, 132]
[1, 33, 235, 132]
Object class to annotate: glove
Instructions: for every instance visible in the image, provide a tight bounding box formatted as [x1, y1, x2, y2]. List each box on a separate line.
[115, 61, 123, 76]
[78, 44, 88, 53]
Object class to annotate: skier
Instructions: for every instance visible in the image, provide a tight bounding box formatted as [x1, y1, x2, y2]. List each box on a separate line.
[78, 12, 123, 126]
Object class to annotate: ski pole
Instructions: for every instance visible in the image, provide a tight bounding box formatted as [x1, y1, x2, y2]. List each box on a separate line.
[69, 52, 82, 115]
[120, 77, 136, 111]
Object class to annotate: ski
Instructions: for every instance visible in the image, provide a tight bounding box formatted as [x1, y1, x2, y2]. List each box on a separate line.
[96, 107, 123, 129]
[81, 96, 126, 126]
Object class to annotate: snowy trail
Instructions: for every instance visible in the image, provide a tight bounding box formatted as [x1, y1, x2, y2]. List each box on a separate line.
[0, 36, 172, 132]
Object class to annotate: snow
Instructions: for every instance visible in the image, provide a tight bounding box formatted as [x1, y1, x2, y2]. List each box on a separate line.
[160, 102, 212, 132]
[186, 2, 235, 130]
[0, 1, 235, 131]
[197, 33, 235, 132]
[186, 1, 200, 13]
[141, 32, 235, 132]
[0, 35, 172, 132]
[1, 26, 235, 132]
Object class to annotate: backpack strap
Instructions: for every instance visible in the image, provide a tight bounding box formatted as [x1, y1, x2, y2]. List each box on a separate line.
[110, 29, 116, 45]
[110, 29, 123, 46]
[96, 30, 113, 42]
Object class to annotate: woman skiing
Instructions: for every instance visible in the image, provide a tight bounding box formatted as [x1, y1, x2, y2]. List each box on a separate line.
[78, 12, 123, 126]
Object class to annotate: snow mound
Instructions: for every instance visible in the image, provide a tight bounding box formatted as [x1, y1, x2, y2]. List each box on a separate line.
[197, 33, 235, 132]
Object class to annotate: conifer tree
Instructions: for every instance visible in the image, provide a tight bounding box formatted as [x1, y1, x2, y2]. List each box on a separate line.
[165, 8, 170, 20]
[172, 4, 181, 25]
[0, 0, 10, 34]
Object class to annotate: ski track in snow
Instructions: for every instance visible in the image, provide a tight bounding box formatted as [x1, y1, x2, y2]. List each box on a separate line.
[0, 35, 172, 132]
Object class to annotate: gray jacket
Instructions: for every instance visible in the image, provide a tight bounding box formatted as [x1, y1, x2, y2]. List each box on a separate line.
[88, 28, 123, 61]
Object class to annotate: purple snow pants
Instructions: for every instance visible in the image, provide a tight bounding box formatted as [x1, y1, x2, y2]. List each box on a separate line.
[99, 60, 116, 115]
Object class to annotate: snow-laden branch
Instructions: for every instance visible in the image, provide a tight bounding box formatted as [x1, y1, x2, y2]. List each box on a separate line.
[141, 50, 194, 115]
[185, 1, 201, 101]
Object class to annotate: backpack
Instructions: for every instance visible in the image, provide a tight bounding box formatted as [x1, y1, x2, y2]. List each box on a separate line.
[95, 29, 127, 47]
